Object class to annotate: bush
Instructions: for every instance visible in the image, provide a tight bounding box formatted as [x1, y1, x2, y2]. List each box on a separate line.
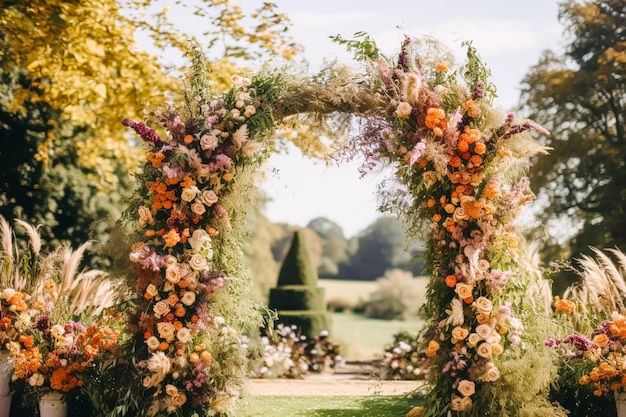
[358, 269, 425, 320]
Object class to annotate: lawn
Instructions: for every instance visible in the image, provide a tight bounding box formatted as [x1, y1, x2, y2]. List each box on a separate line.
[330, 312, 424, 360]
[319, 278, 427, 360]
[244, 395, 422, 417]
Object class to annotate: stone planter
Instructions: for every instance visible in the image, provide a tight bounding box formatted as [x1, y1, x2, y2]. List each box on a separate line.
[39, 391, 68, 417]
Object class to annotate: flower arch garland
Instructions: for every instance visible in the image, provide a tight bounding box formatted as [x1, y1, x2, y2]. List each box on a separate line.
[120, 38, 564, 417]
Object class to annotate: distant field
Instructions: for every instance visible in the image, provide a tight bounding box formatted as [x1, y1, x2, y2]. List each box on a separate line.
[318, 278, 429, 360]
[330, 312, 424, 360]
[318, 277, 429, 307]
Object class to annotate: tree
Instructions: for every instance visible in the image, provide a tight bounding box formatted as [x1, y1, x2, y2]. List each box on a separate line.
[0, 0, 298, 256]
[520, 0, 626, 261]
[339, 216, 415, 280]
[307, 217, 349, 277]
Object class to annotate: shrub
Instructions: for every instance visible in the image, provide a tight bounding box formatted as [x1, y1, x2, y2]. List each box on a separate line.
[358, 269, 424, 320]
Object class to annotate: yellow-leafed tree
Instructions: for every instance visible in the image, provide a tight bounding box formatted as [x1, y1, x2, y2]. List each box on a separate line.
[0, 0, 299, 257]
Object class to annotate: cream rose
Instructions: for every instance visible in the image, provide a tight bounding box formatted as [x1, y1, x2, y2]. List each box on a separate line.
[202, 190, 218, 206]
[188, 254, 208, 271]
[200, 133, 219, 151]
[455, 283, 473, 299]
[157, 322, 176, 342]
[491, 343, 504, 356]
[153, 300, 171, 318]
[451, 326, 469, 341]
[145, 336, 161, 351]
[165, 267, 181, 284]
[457, 380, 475, 397]
[176, 327, 192, 344]
[395, 101, 413, 119]
[477, 259, 490, 272]
[451, 395, 472, 411]
[145, 284, 159, 298]
[476, 342, 492, 358]
[191, 202, 206, 216]
[181, 291, 196, 306]
[181, 186, 198, 202]
[483, 363, 501, 382]
[164, 255, 177, 267]
[467, 333, 481, 347]
[475, 324, 493, 340]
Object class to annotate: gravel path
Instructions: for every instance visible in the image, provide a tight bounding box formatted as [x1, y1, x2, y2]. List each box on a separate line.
[246, 375, 421, 396]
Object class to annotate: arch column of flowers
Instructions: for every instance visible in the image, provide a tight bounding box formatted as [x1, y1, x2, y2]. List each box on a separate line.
[121, 37, 565, 417]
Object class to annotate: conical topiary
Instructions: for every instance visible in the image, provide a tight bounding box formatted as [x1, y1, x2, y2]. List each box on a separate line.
[268, 230, 331, 338]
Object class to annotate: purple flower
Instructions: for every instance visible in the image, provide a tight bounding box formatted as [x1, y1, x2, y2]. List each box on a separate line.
[122, 119, 163, 146]
[472, 81, 485, 100]
[35, 315, 50, 332]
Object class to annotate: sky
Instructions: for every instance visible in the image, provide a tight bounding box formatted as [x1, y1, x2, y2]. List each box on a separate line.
[257, 0, 565, 238]
[149, 0, 566, 238]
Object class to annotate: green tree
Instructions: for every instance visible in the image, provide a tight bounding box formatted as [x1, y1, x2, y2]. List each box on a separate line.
[339, 216, 415, 280]
[307, 217, 349, 277]
[520, 0, 626, 262]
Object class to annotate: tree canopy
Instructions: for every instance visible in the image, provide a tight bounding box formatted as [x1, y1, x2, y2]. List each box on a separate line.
[520, 0, 626, 260]
[0, 0, 298, 257]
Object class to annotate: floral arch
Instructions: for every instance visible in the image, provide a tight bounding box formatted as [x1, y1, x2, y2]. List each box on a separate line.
[5, 36, 566, 417]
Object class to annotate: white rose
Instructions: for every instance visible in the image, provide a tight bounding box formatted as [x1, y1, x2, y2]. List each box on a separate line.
[475, 296, 493, 315]
[176, 327, 192, 344]
[475, 324, 493, 340]
[188, 254, 208, 271]
[457, 380, 475, 397]
[165, 267, 181, 284]
[146, 336, 161, 351]
[188, 229, 211, 251]
[180, 291, 196, 306]
[200, 134, 219, 151]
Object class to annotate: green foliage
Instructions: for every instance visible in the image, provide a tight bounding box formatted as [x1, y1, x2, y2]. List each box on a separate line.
[358, 269, 425, 320]
[521, 0, 626, 262]
[275, 230, 319, 287]
[329, 32, 380, 62]
[339, 217, 423, 280]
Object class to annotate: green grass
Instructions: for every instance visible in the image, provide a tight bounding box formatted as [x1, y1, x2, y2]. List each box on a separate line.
[318, 278, 427, 360]
[243, 395, 422, 417]
[331, 312, 424, 360]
